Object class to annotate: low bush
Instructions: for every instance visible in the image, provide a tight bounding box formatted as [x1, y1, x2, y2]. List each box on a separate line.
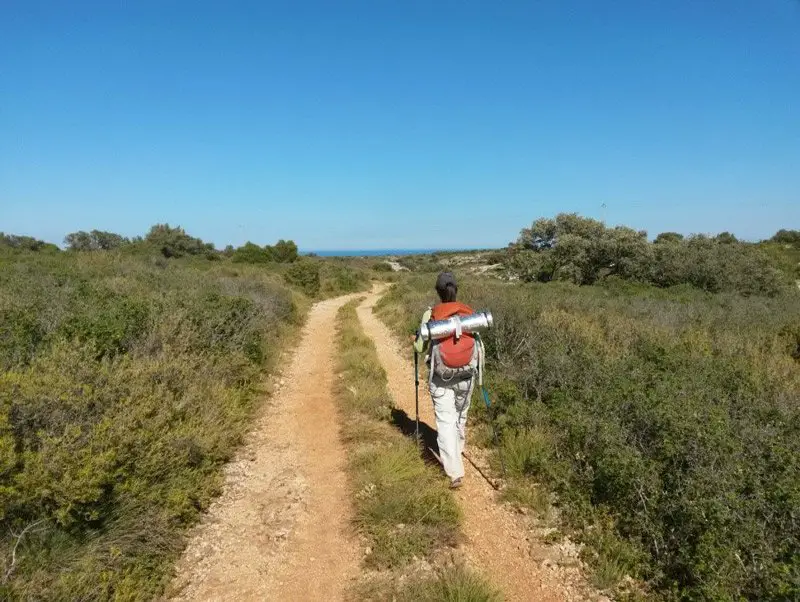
[394, 566, 501, 601]
[319, 261, 370, 297]
[282, 258, 371, 299]
[285, 260, 321, 297]
[231, 239, 299, 264]
[397, 255, 448, 273]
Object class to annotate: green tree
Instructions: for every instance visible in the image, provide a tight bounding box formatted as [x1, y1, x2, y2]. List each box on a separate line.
[92, 229, 128, 250]
[518, 217, 558, 250]
[231, 239, 299, 264]
[605, 226, 652, 281]
[285, 260, 321, 296]
[651, 234, 783, 294]
[509, 214, 785, 295]
[514, 214, 650, 285]
[0, 233, 58, 252]
[654, 232, 684, 244]
[270, 239, 299, 263]
[506, 249, 555, 283]
[771, 229, 800, 245]
[231, 242, 272, 263]
[65, 230, 128, 251]
[715, 231, 738, 244]
[64, 231, 93, 251]
[144, 224, 213, 258]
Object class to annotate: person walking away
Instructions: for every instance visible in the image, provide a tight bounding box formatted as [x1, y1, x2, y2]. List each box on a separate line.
[413, 272, 481, 489]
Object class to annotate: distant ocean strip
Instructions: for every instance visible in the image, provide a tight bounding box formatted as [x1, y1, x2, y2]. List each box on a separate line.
[303, 248, 465, 257]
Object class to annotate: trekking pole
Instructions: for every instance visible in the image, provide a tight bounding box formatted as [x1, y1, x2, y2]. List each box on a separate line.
[413, 335, 420, 442]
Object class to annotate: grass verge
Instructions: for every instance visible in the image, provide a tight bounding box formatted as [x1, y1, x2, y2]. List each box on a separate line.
[334, 299, 499, 601]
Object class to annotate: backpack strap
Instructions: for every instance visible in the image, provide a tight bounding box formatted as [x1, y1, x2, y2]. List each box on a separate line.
[479, 336, 485, 385]
[430, 340, 436, 382]
[475, 333, 486, 386]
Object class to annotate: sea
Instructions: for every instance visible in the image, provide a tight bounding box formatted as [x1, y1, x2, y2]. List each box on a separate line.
[303, 248, 462, 257]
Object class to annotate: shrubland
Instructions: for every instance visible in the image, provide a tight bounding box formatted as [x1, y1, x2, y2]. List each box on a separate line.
[375, 220, 800, 600]
[0, 223, 371, 600]
[0, 247, 305, 600]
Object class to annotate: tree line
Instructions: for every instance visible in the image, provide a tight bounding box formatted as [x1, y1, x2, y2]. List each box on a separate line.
[1, 225, 299, 263]
[507, 214, 799, 296]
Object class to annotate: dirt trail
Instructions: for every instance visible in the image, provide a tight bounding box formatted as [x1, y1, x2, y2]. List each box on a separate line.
[357, 295, 602, 602]
[169, 294, 362, 602]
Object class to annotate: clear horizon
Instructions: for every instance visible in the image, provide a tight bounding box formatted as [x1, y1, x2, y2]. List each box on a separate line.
[2, 1, 798, 249]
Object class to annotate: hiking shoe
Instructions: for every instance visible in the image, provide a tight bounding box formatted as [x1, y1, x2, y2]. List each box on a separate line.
[449, 477, 463, 489]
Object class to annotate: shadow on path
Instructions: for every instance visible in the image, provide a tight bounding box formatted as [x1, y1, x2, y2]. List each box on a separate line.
[390, 407, 443, 469]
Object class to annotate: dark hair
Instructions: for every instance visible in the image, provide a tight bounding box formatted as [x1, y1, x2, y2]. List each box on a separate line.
[437, 282, 457, 303]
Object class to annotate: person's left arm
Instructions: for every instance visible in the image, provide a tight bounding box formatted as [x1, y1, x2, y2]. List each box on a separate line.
[412, 307, 433, 353]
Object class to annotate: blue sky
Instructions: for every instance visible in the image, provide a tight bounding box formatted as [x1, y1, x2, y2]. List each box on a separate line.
[1, 1, 798, 250]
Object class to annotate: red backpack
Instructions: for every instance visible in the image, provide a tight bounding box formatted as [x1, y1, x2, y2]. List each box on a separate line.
[430, 302, 477, 370]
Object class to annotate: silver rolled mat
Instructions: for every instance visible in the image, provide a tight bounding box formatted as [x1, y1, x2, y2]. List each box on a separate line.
[420, 310, 493, 341]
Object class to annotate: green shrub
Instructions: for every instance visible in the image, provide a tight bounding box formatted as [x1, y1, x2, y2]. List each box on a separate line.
[231, 239, 299, 264]
[59, 296, 150, 359]
[320, 262, 369, 296]
[231, 241, 272, 263]
[0, 308, 45, 370]
[759, 241, 800, 281]
[500, 427, 553, 478]
[397, 255, 447, 273]
[285, 260, 321, 297]
[268, 239, 299, 263]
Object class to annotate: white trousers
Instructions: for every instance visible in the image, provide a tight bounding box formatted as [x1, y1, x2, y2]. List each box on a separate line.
[429, 374, 475, 480]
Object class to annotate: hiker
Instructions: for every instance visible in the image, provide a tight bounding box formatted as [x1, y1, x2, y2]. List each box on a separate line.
[413, 272, 482, 489]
